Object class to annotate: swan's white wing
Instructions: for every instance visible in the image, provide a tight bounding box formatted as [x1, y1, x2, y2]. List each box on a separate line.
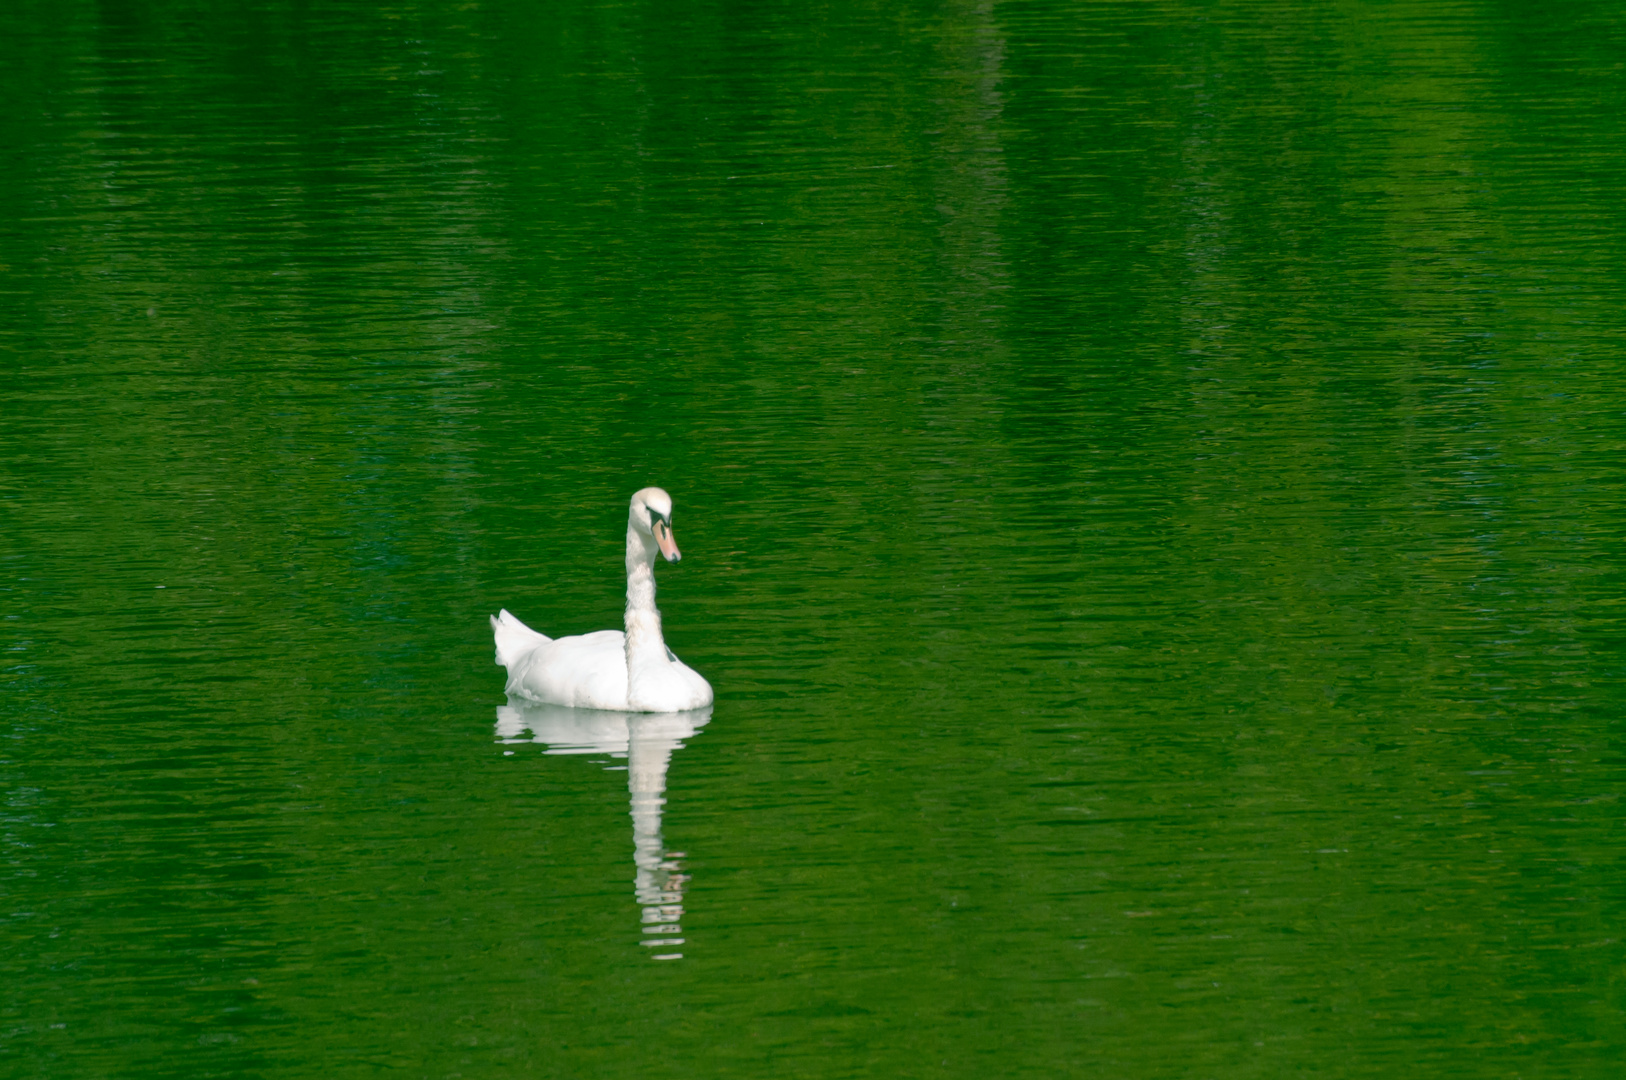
[491, 609, 550, 668]
[507, 629, 630, 710]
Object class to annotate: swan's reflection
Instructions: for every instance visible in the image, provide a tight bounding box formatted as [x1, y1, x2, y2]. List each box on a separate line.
[496, 701, 710, 960]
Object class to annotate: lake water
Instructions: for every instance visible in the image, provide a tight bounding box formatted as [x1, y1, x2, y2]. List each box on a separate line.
[3, 0, 1624, 1076]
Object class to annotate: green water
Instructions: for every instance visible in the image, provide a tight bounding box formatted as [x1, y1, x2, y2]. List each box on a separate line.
[4, 0, 1625, 1076]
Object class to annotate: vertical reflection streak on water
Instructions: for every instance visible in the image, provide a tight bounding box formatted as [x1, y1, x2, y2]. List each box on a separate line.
[495, 703, 709, 960]
[628, 716, 691, 959]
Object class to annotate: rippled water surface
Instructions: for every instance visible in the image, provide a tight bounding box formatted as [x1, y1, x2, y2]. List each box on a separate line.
[4, 0, 1625, 1076]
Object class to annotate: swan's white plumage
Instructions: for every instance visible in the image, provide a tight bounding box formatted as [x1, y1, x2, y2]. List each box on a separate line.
[490, 488, 714, 713]
[492, 608, 550, 668]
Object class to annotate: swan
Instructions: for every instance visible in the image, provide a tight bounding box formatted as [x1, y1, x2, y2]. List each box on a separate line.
[490, 487, 714, 713]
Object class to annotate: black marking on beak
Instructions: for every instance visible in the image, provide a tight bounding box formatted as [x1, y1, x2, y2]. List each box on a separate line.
[648, 508, 680, 561]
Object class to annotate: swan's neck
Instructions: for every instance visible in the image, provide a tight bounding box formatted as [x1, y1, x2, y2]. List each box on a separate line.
[624, 524, 668, 683]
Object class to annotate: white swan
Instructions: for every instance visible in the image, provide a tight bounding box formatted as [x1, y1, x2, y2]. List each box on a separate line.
[490, 487, 714, 712]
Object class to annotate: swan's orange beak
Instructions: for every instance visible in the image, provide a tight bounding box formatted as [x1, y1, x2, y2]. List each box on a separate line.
[653, 518, 681, 563]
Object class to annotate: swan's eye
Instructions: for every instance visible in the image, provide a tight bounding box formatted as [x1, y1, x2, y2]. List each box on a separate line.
[648, 508, 669, 530]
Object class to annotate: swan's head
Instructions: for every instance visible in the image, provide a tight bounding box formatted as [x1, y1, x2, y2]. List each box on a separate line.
[629, 486, 681, 563]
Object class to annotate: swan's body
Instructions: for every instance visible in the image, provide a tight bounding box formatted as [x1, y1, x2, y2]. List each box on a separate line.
[491, 487, 713, 713]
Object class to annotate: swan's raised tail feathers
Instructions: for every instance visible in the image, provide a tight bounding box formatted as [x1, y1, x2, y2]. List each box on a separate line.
[491, 608, 550, 668]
